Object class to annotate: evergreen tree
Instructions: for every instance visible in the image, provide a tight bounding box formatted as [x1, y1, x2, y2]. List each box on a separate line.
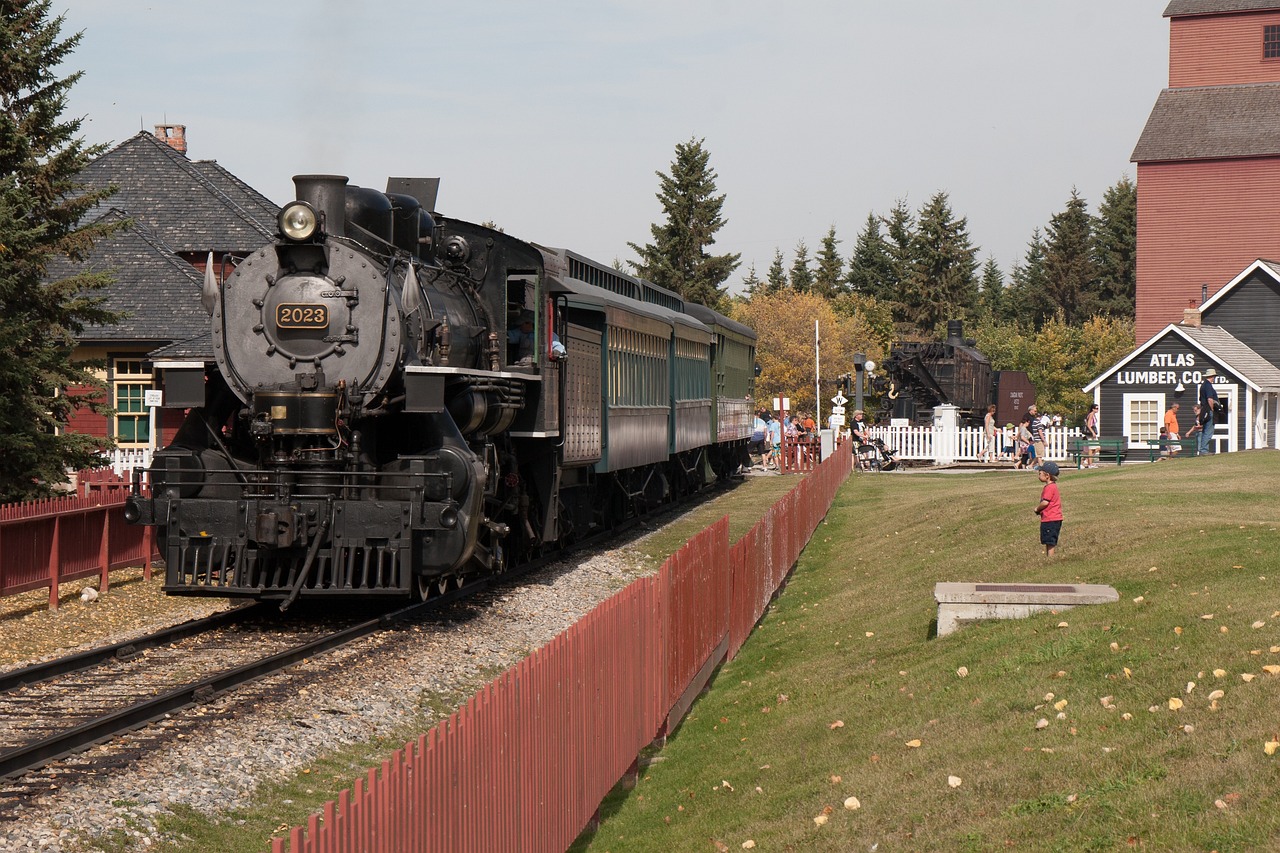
[1092, 174, 1137, 320]
[978, 256, 1005, 321]
[0, 1, 121, 501]
[846, 211, 895, 301]
[901, 191, 979, 332]
[765, 248, 787, 295]
[1006, 229, 1056, 327]
[813, 225, 844, 300]
[628, 137, 740, 309]
[880, 198, 916, 319]
[1042, 188, 1098, 325]
[788, 240, 813, 293]
[739, 262, 762, 296]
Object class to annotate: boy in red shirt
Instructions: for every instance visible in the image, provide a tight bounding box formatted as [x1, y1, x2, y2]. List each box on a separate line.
[1033, 461, 1063, 557]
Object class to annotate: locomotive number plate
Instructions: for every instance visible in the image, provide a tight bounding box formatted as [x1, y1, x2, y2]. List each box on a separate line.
[275, 303, 329, 329]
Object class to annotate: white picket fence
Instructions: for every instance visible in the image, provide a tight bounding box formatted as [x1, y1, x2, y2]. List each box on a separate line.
[868, 425, 1082, 464]
[104, 447, 153, 476]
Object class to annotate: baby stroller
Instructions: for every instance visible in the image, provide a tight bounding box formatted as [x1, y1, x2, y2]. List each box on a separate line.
[856, 437, 900, 472]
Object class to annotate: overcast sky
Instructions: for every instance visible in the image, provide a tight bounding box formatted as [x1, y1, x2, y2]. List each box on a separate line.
[57, 1, 1171, 292]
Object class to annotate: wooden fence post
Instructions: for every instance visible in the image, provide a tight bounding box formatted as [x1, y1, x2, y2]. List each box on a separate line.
[47, 515, 61, 611]
[98, 505, 111, 593]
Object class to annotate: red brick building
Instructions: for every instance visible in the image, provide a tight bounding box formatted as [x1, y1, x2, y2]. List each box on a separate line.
[1132, 1, 1280, 340]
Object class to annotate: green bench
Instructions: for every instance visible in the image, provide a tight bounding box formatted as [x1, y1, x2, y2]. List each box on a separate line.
[1145, 438, 1199, 461]
[1068, 438, 1125, 469]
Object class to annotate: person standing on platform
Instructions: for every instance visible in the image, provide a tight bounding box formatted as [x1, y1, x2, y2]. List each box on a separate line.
[1197, 369, 1220, 455]
[981, 404, 997, 463]
[1163, 403, 1181, 456]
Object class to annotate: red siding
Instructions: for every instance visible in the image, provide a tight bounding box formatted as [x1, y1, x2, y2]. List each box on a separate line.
[1170, 12, 1280, 87]
[1135, 157, 1280, 340]
[62, 385, 108, 438]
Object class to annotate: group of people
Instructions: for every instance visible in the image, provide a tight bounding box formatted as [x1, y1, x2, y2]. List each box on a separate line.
[747, 407, 871, 471]
[1159, 369, 1222, 456]
[749, 410, 816, 470]
[980, 404, 1060, 470]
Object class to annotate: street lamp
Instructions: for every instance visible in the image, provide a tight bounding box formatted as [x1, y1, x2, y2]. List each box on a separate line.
[853, 353, 876, 416]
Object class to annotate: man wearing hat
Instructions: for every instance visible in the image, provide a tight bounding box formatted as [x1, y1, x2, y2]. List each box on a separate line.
[1196, 367, 1220, 455]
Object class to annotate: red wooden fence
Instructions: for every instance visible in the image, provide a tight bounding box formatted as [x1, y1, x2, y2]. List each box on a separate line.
[0, 486, 156, 610]
[267, 441, 852, 853]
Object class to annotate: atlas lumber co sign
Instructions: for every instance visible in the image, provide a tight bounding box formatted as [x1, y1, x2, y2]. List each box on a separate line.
[1115, 352, 1221, 387]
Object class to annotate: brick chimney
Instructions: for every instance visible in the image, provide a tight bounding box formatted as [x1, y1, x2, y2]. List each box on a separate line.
[1182, 298, 1201, 327]
[154, 124, 187, 156]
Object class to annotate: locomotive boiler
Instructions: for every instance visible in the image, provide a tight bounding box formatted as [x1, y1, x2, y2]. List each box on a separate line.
[126, 175, 755, 607]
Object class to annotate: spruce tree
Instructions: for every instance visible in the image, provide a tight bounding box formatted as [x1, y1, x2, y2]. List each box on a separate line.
[788, 240, 813, 293]
[1007, 229, 1056, 328]
[813, 226, 844, 300]
[1092, 175, 1137, 320]
[1042, 188, 1098, 325]
[902, 191, 979, 332]
[628, 137, 740, 309]
[846, 211, 895, 301]
[765, 248, 787, 294]
[880, 198, 916, 320]
[979, 257, 1005, 321]
[739, 262, 762, 296]
[0, 1, 120, 501]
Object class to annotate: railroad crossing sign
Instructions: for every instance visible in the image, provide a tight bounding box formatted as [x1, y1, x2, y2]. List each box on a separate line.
[830, 405, 846, 416]
[831, 393, 848, 407]
[829, 414, 846, 426]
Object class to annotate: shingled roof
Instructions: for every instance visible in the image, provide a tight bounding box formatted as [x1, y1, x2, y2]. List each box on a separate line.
[47, 209, 210, 344]
[78, 131, 277, 253]
[1164, 1, 1280, 16]
[1131, 83, 1280, 162]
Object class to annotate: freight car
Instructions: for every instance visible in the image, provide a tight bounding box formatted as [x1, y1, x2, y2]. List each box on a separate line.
[873, 320, 1033, 426]
[125, 175, 754, 608]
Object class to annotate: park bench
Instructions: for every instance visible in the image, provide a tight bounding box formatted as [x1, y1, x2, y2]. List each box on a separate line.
[1144, 438, 1199, 461]
[1068, 438, 1125, 469]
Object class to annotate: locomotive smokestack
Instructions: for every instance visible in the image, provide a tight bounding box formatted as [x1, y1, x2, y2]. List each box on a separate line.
[292, 175, 348, 238]
[946, 320, 964, 344]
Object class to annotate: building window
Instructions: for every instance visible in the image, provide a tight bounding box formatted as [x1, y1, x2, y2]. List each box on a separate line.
[1122, 393, 1163, 448]
[1265, 24, 1280, 58]
[113, 358, 153, 446]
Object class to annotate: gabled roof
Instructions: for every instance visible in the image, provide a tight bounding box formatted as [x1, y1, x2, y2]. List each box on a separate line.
[46, 210, 210, 344]
[1164, 1, 1280, 16]
[1084, 322, 1280, 393]
[1198, 257, 1280, 311]
[148, 333, 213, 362]
[1132, 83, 1280, 162]
[77, 132, 277, 253]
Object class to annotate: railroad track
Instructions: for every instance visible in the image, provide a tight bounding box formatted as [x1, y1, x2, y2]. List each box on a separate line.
[0, 475, 736, 814]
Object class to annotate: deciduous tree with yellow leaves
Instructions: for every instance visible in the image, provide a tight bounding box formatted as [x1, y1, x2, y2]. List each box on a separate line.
[732, 291, 883, 416]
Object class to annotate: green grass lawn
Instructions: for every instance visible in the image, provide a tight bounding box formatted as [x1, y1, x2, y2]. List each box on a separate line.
[582, 453, 1280, 852]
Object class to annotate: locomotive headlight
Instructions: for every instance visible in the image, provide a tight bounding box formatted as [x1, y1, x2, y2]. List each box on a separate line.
[278, 201, 319, 241]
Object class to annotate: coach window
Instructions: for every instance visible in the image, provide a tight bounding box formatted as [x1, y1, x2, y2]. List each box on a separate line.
[1122, 393, 1163, 448]
[1266, 24, 1280, 58]
[113, 358, 153, 447]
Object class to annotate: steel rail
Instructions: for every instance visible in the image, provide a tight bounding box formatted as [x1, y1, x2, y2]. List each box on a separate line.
[0, 582, 480, 781]
[0, 603, 263, 694]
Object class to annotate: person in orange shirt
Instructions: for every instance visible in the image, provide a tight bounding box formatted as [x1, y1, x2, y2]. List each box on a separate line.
[1163, 403, 1181, 455]
[802, 413, 816, 433]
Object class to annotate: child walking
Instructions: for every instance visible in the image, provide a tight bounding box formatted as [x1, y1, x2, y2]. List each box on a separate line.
[1033, 461, 1063, 556]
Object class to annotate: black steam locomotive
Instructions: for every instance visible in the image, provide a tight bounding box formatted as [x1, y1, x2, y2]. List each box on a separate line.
[873, 320, 1032, 426]
[125, 176, 755, 607]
